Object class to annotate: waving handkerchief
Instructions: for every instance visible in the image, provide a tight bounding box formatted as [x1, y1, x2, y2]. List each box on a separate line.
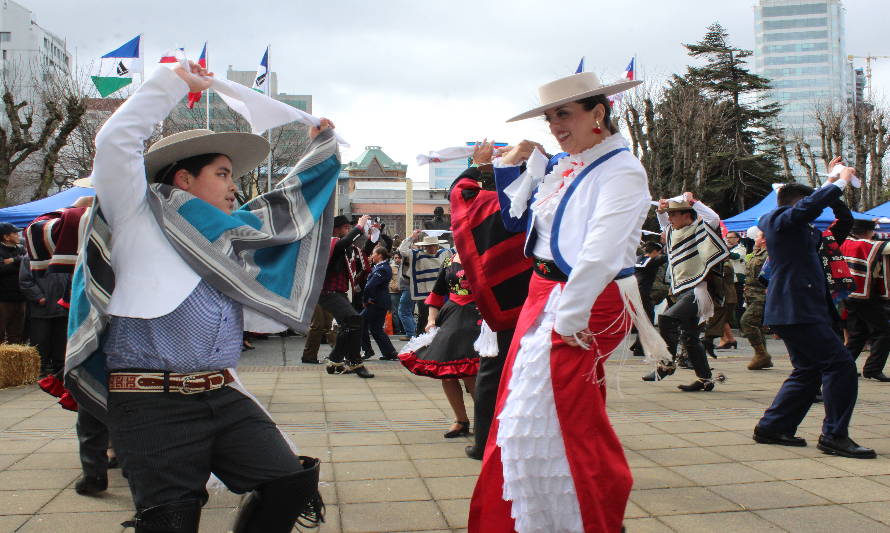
[416, 146, 475, 166]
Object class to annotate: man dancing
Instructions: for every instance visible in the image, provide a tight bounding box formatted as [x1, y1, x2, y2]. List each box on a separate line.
[753, 159, 875, 459]
[646, 193, 728, 391]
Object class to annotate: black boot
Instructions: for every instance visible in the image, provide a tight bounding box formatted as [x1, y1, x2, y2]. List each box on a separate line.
[74, 474, 107, 495]
[348, 363, 374, 378]
[123, 499, 202, 533]
[702, 337, 717, 359]
[678, 378, 715, 392]
[231, 456, 325, 533]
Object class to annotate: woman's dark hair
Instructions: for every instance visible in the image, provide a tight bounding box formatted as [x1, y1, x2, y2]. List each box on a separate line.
[154, 153, 227, 185]
[576, 94, 618, 134]
[776, 183, 814, 207]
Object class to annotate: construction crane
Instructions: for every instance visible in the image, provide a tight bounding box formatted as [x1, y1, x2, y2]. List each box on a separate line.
[847, 54, 890, 101]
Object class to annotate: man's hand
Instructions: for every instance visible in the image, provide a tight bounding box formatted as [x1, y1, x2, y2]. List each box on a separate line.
[657, 199, 669, 213]
[410, 229, 423, 240]
[500, 140, 538, 166]
[356, 214, 371, 228]
[310, 118, 335, 140]
[172, 60, 214, 93]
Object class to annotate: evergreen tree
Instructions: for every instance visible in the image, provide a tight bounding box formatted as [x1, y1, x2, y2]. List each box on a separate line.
[681, 22, 783, 213]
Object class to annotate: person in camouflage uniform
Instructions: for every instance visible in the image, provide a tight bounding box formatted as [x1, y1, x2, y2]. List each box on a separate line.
[741, 227, 773, 370]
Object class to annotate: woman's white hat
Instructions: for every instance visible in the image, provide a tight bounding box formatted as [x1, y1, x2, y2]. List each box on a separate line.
[145, 129, 270, 182]
[507, 72, 642, 123]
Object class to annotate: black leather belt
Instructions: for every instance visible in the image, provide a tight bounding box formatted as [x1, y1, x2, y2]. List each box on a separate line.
[533, 258, 568, 282]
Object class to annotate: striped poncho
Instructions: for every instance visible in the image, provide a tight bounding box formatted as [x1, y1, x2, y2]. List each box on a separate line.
[64, 130, 339, 418]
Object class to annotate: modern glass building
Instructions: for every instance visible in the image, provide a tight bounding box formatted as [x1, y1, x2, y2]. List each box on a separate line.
[753, 1, 849, 145]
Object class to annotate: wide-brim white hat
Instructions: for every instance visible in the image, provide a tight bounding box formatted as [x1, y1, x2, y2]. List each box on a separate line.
[507, 72, 642, 123]
[419, 236, 448, 246]
[145, 129, 270, 182]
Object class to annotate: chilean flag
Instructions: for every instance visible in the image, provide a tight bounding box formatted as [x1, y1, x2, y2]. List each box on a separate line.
[187, 43, 208, 109]
[624, 57, 635, 81]
[159, 48, 184, 64]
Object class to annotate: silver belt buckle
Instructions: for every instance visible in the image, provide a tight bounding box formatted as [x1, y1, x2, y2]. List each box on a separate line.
[179, 374, 207, 395]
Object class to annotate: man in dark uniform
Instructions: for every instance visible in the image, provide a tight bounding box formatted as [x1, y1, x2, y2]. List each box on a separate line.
[753, 165, 875, 459]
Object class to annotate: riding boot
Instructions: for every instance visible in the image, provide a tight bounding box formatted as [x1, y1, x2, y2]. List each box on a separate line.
[232, 456, 325, 533]
[124, 499, 202, 533]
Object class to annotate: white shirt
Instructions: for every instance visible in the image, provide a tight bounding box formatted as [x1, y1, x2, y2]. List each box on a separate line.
[92, 67, 202, 318]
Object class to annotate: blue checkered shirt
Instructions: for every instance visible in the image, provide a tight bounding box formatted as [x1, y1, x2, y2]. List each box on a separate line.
[104, 280, 243, 372]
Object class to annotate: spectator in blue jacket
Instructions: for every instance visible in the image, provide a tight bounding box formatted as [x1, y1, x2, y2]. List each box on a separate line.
[361, 246, 399, 360]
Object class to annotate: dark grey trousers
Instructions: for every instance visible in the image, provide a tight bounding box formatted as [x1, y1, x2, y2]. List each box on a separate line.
[108, 386, 302, 511]
[76, 408, 108, 478]
[318, 291, 363, 365]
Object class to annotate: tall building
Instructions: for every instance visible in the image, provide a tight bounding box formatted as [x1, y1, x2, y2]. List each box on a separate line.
[754, 0, 848, 146]
[426, 141, 507, 189]
[0, 0, 71, 90]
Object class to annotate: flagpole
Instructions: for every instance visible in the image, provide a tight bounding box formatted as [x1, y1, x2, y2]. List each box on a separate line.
[265, 45, 272, 193]
[139, 33, 145, 84]
[205, 44, 211, 130]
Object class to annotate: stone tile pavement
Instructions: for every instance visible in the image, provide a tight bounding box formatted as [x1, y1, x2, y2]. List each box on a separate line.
[2, 336, 890, 532]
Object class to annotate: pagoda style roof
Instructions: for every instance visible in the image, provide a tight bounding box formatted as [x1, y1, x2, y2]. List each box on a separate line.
[343, 146, 407, 173]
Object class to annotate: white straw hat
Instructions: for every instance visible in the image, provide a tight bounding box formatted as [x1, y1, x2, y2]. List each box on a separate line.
[507, 72, 642, 122]
[145, 129, 270, 182]
[419, 235, 448, 246]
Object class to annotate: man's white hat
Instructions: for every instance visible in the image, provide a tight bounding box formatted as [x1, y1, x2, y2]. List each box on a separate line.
[507, 72, 642, 122]
[419, 235, 448, 246]
[145, 129, 270, 182]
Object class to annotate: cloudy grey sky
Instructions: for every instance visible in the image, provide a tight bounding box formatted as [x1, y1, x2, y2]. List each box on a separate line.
[20, 0, 890, 179]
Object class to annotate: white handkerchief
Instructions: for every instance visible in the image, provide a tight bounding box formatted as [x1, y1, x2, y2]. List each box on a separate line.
[772, 183, 785, 192]
[416, 147, 475, 166]
[422, 230, 451, 238]
[502, 148, 548, 220]
[828, 164, 861, 188]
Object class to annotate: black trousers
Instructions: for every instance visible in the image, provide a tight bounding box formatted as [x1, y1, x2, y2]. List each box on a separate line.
[361, 305, 397, 358]
[30, 316, 68, 374]
[318, 291, 363, 365]
[759, 323, 857, 439]
[415, 302, 430, 334]
[845, 298, 890, 376]
[76, 408, 109, 478]
[658, 292, 711, 380]
[108, 386, 302, 511]
[472, 329, 513, 453]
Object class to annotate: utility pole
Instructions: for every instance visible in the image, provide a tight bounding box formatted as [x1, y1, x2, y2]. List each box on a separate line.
[847, 54, 890, 101]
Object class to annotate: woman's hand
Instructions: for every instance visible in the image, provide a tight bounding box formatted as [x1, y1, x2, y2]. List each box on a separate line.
[500, 140, 538, 166]
[473, 139, 494, 166]
[172, 60, 214, 93]
[425, 322, 436, 333]
[561, 328, 593, 349]
[310, 118, 335, 140]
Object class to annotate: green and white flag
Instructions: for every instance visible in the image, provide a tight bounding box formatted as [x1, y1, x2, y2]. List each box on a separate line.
[91, 35, 142, 97]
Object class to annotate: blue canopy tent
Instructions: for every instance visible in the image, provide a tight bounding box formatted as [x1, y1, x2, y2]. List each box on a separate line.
[864, 200, 890, 219]
[723, 190, 871, 233]
[0, 187, 94, 228]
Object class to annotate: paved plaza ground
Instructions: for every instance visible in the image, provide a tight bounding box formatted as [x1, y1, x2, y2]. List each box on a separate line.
[3, 335, 890, 532]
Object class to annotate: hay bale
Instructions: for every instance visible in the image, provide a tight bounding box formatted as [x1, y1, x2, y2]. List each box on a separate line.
[0, 344, 40, 389]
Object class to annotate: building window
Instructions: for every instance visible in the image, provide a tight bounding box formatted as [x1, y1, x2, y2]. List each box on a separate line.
[761, 3, 827, 17]
[764, 30, 828, 42]
[765, 54, 829, 65]
[0, 32, 10, 42]
[763, 42, 829, 54]
[763, 17, 827, 31]
[765, 66, 831, 77]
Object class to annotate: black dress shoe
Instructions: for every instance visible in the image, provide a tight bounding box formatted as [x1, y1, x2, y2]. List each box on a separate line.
[301, 358, 322, 365]
[753, 426, 807, 447]
[74, 475, 108, 495]
[465, 445, 483, 460]
[817, 435, 877, 459]
[445, 421, 471, 439]
[379, 354, 400, 361]
[863, 372, 890, 382]
[677, 378, 715, 392]
[107, 456, 119, 469]
[351, 365, 375, 378]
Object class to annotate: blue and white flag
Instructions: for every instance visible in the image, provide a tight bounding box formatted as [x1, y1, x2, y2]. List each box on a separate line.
[252, 46, 270, 94]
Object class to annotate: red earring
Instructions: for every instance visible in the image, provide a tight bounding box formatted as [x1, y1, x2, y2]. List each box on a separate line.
[593, 121, 602, 135]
